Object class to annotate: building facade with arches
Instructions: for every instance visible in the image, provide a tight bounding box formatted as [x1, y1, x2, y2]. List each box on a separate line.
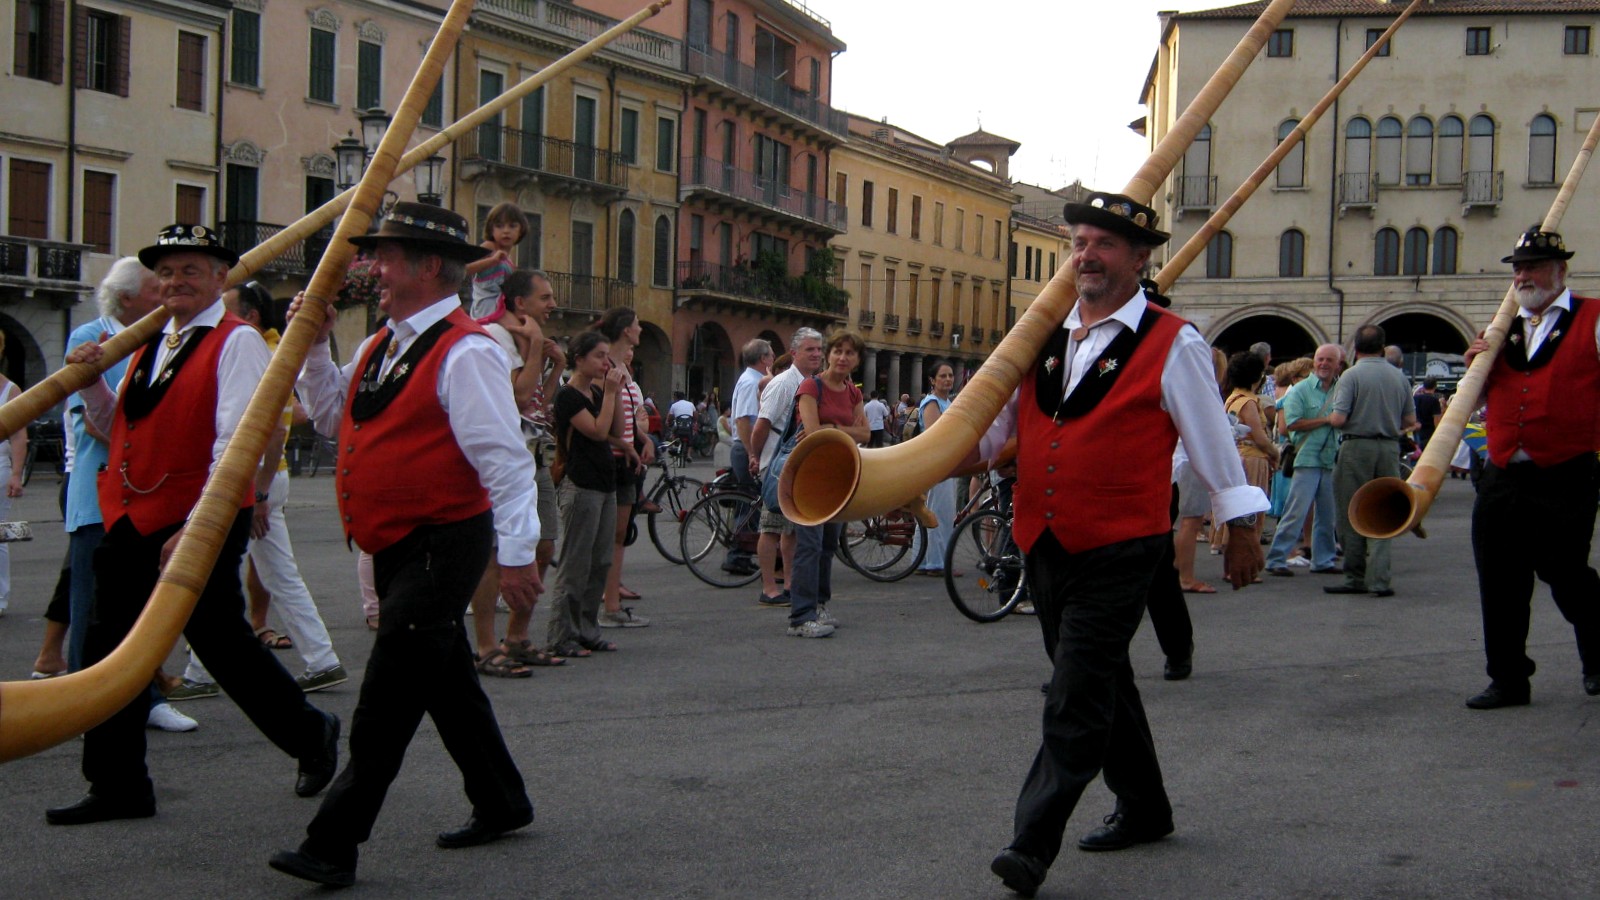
[1143, 0, 1600, 363]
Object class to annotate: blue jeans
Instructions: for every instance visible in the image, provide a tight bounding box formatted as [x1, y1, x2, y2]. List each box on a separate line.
[1266, 467, 1338, 570]
[789, 522, 841, 626]
[67, 523, 106, 673]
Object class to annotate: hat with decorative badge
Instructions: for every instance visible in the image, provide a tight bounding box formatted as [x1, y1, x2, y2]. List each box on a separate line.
[1502, 226, 1575, 264]
[137, 223, 241, 269]
[1062, 191, 1171, 247]
[348, 201, 491, 262]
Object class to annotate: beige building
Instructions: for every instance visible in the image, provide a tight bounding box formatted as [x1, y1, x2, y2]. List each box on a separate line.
[2, 0, 227, 385]
[1143, 0, 1600, 364]
[1007, 181, 1079, 323]
[830, 116, 1017, 400]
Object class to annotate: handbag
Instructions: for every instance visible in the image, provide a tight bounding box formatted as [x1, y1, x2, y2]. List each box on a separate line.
[761, 376, 821, 514]
[1280, 441, 1297, 479]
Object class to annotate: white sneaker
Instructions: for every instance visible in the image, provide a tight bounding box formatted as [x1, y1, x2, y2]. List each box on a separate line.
[816, 606, 840, 628]
[147, 703, 199, 732]
[1286, 556, 1312, 568]
[786, 620, 835, 638]
[599, 607, 651, 628]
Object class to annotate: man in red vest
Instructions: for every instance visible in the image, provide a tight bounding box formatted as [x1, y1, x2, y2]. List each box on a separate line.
[1461, 227, 1600, 710]
[980, 193, 1267, 898]
[46, 225, 339, 827]
[270, 203, 544, 887]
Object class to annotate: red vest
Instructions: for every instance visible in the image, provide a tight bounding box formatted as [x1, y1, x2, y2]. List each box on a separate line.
[336, 309, 493, 553]
[1013, 306, 1185, 554]
[1486, 295, 1600, 467]
[100, 315, 253, 532]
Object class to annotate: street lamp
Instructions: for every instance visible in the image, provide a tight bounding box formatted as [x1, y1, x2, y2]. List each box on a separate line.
[333, 132, 366, 191]
[416, 155, 447, 206]
[358, 108, 391, 163]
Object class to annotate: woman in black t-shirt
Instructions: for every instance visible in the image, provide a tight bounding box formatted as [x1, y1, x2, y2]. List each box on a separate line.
[545, 331, 627, 657]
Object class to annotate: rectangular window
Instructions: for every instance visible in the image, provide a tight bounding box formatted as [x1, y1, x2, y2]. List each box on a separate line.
[1267, 29, 1293, 58]
[835, 172, 847, 210]
[8, 159, 51, 238]
[993, 220, 1002, 260]
[305, 175, 335, 213]
[1466, 27, 1491, 56]
[954, 208, 964, 250]
[175, 183, 205, 225]
[933, 202, 944, 245]
[231, 9, 260, 85]
[1365, 27, 1390, 57]
[519, 86, 544, 168]
[523, 212, 542, 269]
[886, 188, 898, 234]
[910, 195, 922, 240]
[861, 180, 874, 227]
[656, 116, 676, 172]
[975, 214, 984, 256]
[16, 0, 64, 83]
[177, 32, 205, 111]
[1010, 241, 1019, 279]
[357, 40, 382, 110]
[478, 69, 504, 161]
[619, 108, 640, 164]
[885, 268, 897, 315]
[909, 272, 919, 318]
[422, 80, 444, 128]
[859, 263, 872, 311]
[224, 164, 259, 223]
[1566, 25, 1591, 56]
[1048, 251, 1056, 275]
[308, 28, 335, 102]
[83, 11, 115, 92]
[82, 170, 115, 253]
[930, 277, 942, 322]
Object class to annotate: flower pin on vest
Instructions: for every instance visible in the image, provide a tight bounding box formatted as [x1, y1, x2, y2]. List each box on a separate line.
[1097, 358, 1119, 377]
[1044, 355, 1059, 374]
[392, 362, 410, 381]
[1509, 333, 1522, 345]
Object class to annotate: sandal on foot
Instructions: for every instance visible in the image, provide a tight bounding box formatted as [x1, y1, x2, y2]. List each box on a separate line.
[255, 627, 293, 650]
[504, 640, 564, 667]
[475, 649, 532, 679]
[550, 641, 592, 659]
[618, 585, 642, 601]
[365, 615, 380, 631]
[577, 637, 619, 653]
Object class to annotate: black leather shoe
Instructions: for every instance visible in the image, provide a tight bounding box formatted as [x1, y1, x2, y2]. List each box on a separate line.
[295, 712, 340, 798]
[1465, 683, 1531, 710]
[1585, 674, 1600, 697]
[1266, 567, 1293, 577]
[1163, 654, 1193, 681]
[1371, 589, 1395, 598]
[436, 809, 534, 849]
[1323, 585, 1368, 595]
[269, 849, 356, 887]
[1077, 810, 1174, 851]
[45, 793, 155, 826]
[1310, 566, 1343, 575]
[990, 848, 1047, 898]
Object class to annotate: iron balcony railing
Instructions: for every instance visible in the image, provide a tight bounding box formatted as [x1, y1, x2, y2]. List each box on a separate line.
[1463, 170, 1503, 206]
[1174, 174, 1217, 210]
[545, 269, 633, 314]
[0, 235, 88, 287]
[930, 321, 944, 338]
[681, 156, 845, 231]
[858, 309, 875, 328]
[461, 125, 628, 191]
[1338, 173, 1378, 207]
[883, 313, 900, 332]
[474, 0, 681, 69]
[217, 221, 332, 274]
[990, 328, 1005, 345]
[970, 327, 985, 346]
[685, 47, 847, 137]
[676, 260, 846, 315]
[906, 317, 922, 335]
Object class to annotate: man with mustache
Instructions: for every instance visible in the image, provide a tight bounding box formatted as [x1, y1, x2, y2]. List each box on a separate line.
[1459, 227, 1600, 710]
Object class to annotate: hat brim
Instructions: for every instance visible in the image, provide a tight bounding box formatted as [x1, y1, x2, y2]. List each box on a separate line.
[348, 234, 492, 263]
[1501, 248, 1574, 264]
[137, 243, 240, 270]
[1062, 202, 1170, 247]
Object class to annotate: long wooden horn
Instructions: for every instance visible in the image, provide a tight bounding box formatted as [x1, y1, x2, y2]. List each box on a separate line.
[0, 0, 673, 443]
[1348, 109, 1600, 540]
[778, 0, 1300, 526]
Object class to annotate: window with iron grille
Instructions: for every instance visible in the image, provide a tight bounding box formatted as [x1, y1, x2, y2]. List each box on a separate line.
[308, 28, 335, 103]
[177, 32, 205, 111]
[231, 9, 260, 86]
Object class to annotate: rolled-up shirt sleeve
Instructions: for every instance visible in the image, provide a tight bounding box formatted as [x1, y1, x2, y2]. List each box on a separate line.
[978, 388, 1018, 462]
[441, 336, 539, 566]
[213, 327, 272, 472]
[297, 338, 367, 439]
[1162, 326, 1269, 523]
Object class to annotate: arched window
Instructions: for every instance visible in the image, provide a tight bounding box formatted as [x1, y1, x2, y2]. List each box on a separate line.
[1277, 119, 1304, 188]
[1279, 229, 1306, 277]
[652, 214, 672, 287]
[616, 210, 636, 284]
[1529, 114, 1558, 184]
[1345, 116, 1372, 173]
[1437, 115, 1464, 185]
[1406, 116, 1434, 185]
[1205, 230, 1233, 279]
[1375, 227, 1400, 275]
[1433, 226, 1459, 275]
[1403, 227, 1429, 275]
[1376, 116, 1403, 185]
[1468, 114, 1496, 173]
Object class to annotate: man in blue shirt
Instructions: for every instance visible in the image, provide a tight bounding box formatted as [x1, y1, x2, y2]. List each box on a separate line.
[1265, 344, 1343, 577]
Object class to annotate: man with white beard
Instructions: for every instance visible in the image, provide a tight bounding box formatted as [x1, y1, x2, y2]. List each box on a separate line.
[1460, 227, 1600, 710]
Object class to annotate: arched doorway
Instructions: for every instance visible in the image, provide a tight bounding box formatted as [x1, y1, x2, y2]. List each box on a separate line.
[635, 321, 672, 408]
[685, 321, 733, 407]
[1210, 314, 1318, 364]
[0, 311, 47, 392]
[1372, 312, 1469, 354]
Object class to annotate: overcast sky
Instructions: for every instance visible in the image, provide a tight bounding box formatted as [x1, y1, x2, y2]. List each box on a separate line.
[820, 0, 1221, 191]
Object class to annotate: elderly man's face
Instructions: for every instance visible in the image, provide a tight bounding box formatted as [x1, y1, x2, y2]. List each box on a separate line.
[372, 243, 426, 314]
[125, 272, 163, 320]
[1312, 345, 1341, 382]
[1070, 223, 1148, 304]
[1512, 259, 1565, 311]
[794, 338, 824, 375]
[154, 251, 227, 324]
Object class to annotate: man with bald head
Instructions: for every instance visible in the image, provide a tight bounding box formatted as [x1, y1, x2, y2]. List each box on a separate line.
[1265, 344, 1344, 576]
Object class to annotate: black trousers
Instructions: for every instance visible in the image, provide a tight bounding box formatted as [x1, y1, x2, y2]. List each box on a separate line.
[303, 512, 530, 865]
[81, 511, 326, 798]
[1012, 530, 1172, 866]
[1144, 484, 1194, 661]
[1472, 455, 1600, 686]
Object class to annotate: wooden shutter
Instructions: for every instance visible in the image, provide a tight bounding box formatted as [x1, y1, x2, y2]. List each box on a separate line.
[12, 1, 27, 76]
[113, 14, 130, 97]
[175, 184, 204, 225]
[177, 32, 204, 110]
[8, 160, 52, 238]
[83, 171, 115, 253]
[47, 0, 64, 83]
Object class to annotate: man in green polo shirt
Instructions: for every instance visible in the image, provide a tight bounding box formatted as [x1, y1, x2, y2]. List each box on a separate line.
[1265, 343, 1344, 577]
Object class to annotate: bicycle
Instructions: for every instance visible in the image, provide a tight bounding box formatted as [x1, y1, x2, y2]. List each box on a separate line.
[835, 509, 927, 582]
[630, 453, 706, 565]
[679, 486, 762, 588]
[945, 477, 1032, 623]
[20, 418, 66, 486]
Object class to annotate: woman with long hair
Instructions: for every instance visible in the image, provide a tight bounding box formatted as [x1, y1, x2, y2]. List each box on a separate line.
[915, 360, 959, 577]
[594, 306, 651, 627]
[1215, 351, 1280, 557]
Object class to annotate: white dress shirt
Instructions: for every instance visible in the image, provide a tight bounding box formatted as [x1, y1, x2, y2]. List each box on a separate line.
[979, 288, 1268, 524]
[298, 295, 540, 566]
[81, 299, 270, 474]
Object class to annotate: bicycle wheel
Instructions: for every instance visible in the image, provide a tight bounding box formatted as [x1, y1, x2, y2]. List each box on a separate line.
[945, 511, 1027, 623]
[680, 490, 762, 588]
[20, 442, 37, 487]
[647, 475, 704, 564]
[836, 512, 926, 582]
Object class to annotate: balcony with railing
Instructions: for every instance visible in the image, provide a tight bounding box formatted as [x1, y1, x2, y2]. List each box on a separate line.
[685, 46, 848, 140]
[1173, 175, 1217, 215]
[475, 0, 681, 69]
[930, 321, 944, 339]
[676, 260, 847, 321]
[858, 309, 875, 328]
[217, 222, 333, 276]
[545, 269, 633, 314]
[459, 126, 628, 196]
[681, 156, 845, 234]
[1462, 170, 1503, 210]
[0, 235, 91, 294]
[1338, 173, 1378, 213]
[906, 317, 922, 336]
[970, 327, 985, 347]
[990, 328, 1005, 346]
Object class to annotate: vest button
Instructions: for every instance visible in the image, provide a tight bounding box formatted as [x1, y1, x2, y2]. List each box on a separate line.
[353, 424, 361, 431]
[1044, 512, 1054, 520]
[1045, 488, 1055, 496]
[343, 514, 352, 522]
[341, 492, 350, 500]
[1049, 441, 1060, 450]
[122, 499, 129, 505]
[341, 469, 350, 476]
[346, 445, 355, 453]
[1046, 465, 1056, 473]
[123, 442, 131, 449]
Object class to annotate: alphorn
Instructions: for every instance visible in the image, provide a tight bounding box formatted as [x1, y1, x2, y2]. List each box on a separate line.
[778, 0, 1300, 527]
[0, 0, 666, 763]
[1348, 109, 1600, 540]
[0, 0, 674, 443]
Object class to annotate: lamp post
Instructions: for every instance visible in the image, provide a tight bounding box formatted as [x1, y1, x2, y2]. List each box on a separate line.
[333, 108, 405, 215]
[416, 155, 447, 206]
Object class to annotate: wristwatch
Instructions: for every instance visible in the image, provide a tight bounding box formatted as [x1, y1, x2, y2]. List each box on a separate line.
[255, 490, 269, 503]
[1225, 513, 1258, 529]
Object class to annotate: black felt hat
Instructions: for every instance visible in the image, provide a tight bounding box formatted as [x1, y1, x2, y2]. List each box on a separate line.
[1502, 227, 1574, 264]
[348, 202, 491, 262]
[1062, 192, 1171, 247]
[137, 224, 240, 269]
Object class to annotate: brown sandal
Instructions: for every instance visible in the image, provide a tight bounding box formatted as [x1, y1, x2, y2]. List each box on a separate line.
[255, 627, 293, 650]
[475, 649, 532, 679]
[503, 639, 564, 667]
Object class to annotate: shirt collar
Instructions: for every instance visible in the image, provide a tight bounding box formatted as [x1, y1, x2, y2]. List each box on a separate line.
[392, 295, 462, 342]
[162, 298, 224, 335]
[1062, 287, 1147, 333]
[1517, 287, 1573, 321]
